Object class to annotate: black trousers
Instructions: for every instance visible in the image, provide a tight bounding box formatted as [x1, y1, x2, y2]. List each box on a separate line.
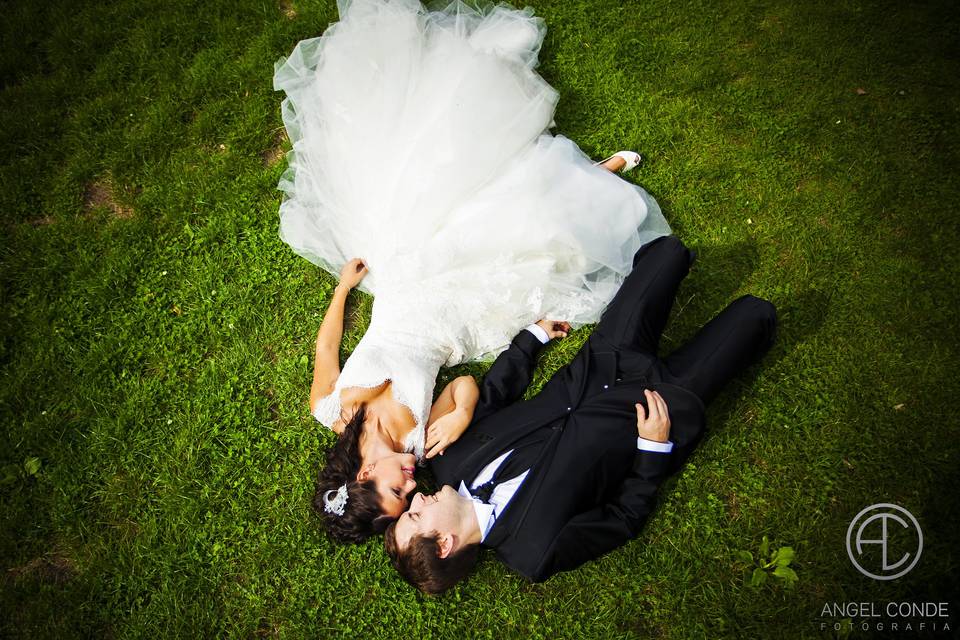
[592, 234, 777, 405]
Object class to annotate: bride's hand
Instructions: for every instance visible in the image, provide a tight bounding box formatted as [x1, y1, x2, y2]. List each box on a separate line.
[425, 408, 471, 459]
[338, 258, 368, 290]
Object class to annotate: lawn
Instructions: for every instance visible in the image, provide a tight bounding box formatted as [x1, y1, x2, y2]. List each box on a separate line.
[1, 0, 958, 637]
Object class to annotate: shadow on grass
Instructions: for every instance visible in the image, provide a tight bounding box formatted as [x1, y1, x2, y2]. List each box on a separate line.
[913, 461, 960, 628]
[664, 238, 762, 345]
[661, 286, 831, 481]
[766, 288, 833, 358]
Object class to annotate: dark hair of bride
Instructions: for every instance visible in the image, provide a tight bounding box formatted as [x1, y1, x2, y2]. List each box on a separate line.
[313, 404, 396, 543]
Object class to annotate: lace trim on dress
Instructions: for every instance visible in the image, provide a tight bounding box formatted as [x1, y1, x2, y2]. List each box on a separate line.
[311, 382, 427, 461]
[312, 391, 343, 429]
[312, 376, 390, 430]
[403, 422, 426, 462]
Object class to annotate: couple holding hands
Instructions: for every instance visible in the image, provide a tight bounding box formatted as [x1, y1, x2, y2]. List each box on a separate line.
[274, 0, 777, 594]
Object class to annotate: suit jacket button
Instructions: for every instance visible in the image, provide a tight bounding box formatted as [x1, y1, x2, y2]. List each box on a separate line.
[566, 406, 572, 411]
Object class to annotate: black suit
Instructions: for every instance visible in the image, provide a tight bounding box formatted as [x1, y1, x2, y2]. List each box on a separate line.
[429, 235, 777, 582]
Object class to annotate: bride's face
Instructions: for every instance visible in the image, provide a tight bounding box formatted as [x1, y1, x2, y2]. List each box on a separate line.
[357, 452, 418, 518]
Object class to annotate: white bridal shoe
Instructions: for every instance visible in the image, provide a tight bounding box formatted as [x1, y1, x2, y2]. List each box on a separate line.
[594, 150, 642, 172]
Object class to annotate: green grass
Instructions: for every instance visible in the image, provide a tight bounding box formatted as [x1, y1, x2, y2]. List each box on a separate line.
[2, 0, 958, 637]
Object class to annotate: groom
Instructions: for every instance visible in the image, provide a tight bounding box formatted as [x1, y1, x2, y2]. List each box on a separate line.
[384, 235, 777, 593]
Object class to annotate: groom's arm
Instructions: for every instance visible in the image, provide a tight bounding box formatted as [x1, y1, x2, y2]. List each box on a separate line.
[473, 321, 566, 422]
[473, 326, 546, 422]
[530, 448, 673, 582]
[529, 391, 675, 581]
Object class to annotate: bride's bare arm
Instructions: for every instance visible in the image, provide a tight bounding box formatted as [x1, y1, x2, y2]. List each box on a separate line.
[428, 376, 479, 422]
[309, 259, 368, 425]
[425, 376, 480, 458]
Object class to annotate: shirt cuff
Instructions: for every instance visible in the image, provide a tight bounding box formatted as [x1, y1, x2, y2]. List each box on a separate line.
[524, 323, 550, 344]
[637, 437, 673, 453]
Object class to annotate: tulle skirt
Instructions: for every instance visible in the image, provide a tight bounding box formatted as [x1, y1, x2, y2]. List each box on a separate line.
[274, 0, 670, 362]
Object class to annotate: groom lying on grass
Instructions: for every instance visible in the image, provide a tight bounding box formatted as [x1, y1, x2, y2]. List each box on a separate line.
[384, 235, 777, 593]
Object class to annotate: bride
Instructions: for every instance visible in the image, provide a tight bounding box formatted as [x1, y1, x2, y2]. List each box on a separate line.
[273, 0, 671, 542]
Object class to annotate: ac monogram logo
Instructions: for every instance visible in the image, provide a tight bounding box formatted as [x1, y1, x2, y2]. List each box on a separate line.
[846, 503, 923, 581]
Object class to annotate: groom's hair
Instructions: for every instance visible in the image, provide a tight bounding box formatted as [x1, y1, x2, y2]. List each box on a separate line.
[313, 404, 395, 543]
[383, 523, 480, 595]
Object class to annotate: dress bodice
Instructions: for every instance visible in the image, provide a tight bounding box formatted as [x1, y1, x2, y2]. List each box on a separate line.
[311, 297, 453, 461]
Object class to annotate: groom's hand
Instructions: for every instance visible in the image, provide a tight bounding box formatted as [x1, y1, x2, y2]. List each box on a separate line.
[636, 389, 671, 443]
[535, 319, 571, 339]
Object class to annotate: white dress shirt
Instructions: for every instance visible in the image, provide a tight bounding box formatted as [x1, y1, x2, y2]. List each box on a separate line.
[458, 449, 529, 542]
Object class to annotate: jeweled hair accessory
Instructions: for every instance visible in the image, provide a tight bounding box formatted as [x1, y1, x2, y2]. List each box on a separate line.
[323, 483, 349, 516]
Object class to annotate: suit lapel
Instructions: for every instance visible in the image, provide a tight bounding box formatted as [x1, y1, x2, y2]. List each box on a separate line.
[453, 413, 546, 483]
[481, 426, 561, 548]
[481, 350, 621, 551]
[567, 340, 593, 407]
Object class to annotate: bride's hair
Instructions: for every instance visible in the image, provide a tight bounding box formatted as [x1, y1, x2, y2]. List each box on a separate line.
[313, 404, 395, 543]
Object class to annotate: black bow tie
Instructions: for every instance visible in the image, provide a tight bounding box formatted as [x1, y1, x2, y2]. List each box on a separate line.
[470, 480, 496, 503]
[466, 430, 551, 505]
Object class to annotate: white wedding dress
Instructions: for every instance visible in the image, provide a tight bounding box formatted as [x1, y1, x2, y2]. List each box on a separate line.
[274, 0, 671, 459]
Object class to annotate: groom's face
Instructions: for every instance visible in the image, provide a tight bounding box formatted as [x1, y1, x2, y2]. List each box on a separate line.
[391, 485, 466, 551]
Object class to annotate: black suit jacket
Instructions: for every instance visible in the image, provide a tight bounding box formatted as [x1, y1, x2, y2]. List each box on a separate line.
[429, 329, 707, 582]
